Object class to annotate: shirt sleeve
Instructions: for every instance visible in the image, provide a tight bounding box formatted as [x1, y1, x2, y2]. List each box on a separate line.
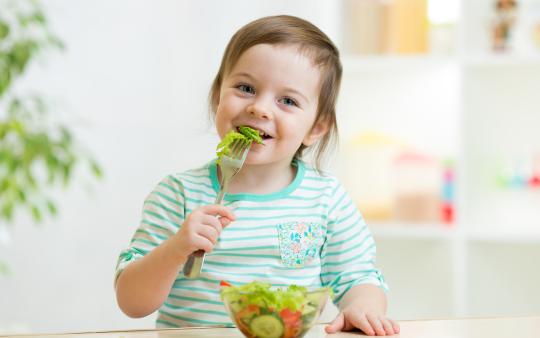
[114, 175, 186, 285]
[320, 179, 388, 306]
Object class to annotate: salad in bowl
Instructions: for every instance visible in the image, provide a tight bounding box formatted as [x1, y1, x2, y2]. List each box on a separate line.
[220, 281, 331, 338]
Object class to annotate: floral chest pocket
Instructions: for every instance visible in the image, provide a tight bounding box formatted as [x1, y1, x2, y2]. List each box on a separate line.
[277, 222, 324, 267]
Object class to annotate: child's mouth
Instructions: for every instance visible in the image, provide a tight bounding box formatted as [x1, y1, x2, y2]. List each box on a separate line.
[236, 126, 272, 140]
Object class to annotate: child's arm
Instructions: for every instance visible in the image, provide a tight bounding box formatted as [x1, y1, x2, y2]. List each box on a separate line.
[115, 204, 234, 318]
[325, 284, 399, 336]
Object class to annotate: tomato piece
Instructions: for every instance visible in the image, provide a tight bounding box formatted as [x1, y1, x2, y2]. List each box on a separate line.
[280, 309, 301, 322]
[236, 304, 260, 320]
[220, 280, 232, 287]
[280, 309, 302, 338]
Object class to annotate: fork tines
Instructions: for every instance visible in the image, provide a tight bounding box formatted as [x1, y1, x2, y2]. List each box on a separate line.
[227, 139, 251, 159]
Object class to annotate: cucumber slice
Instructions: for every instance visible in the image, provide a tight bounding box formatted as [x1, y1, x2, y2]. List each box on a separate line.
[249, 315, 284, 338]
[301, 304, 316, 315]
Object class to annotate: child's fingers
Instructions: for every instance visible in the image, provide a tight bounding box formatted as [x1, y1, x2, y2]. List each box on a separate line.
[201, 215, 224, 233]
[200, 204, 236, 220]
[380, 317, 396, 335]
[347, 313, 374, 336]
[194, 236, 215, 253]
[197, 223, 220, 245]
[390, 319, 400, 334]
[219, 217, 232, 228]
[324, 311, 344, 334]
[366, 314, 385, 336]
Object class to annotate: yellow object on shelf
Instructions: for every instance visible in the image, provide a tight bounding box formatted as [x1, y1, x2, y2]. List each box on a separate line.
[388, 0, 429, 53]
[343, 0, 429, 55]
[341, 132, 405, 222]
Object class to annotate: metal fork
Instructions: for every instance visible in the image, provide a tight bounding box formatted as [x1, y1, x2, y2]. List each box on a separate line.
[183, 138, 251, 278]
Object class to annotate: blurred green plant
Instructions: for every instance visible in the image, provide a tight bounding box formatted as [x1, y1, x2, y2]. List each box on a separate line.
[0, 0, 102, 225]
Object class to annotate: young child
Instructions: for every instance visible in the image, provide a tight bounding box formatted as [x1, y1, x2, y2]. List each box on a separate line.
[115, 15, 399, 336]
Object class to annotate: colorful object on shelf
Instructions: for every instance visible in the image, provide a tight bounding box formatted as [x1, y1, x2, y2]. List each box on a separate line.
[495, 153, 540, 190]
[342, 132, 406, 222]
[530, 175, 540, 187]
[342, 0, 428, 55]
[392, 151, 442, 223]
[441, 160, 455, 224]
[491, 0, 519, 52]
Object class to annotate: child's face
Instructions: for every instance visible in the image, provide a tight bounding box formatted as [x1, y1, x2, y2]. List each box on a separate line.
[215, 44, 327, 167]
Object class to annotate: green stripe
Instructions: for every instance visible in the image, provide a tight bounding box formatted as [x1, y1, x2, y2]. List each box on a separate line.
[320, 268, 377, 277]
[175, 275, 297, 288]
[325, 239, 374, 259]
[332, 214, 361, 237]
[209, 252, 281, 259]
[159, 309, 230, 326]
[201, 267, 319, 280]
[141, 219, 172, 233]
[285, 193, 331, 201]
[131, 237, 159, 248]
[328, 226, 368, 247]
[171, 285, 220, 295]
[224, 225, 278, 232]
[181, 172, 210, 179]
[225, 223, 327, 233]
[219, 234, 276, 242]
[235, 213, 327, 222]
[163, 302, 228, 317]
[156, 319, 180, 327]
[159, 182, 182, 195]
[233, 202, 329, 211]
[339, 199, 354, 212]
[152, 191, 183, 208]
[170, 175, 214, 191]
[182, 185, 216, 198]
[336, 207, 357, 225]
[214, 245, 278, 252]
[298, 185, 330, 192]
[328, 190, 346, 214]
[322, 254, 373, 267]
[135, 229, 168, 241]
[303, 176, 333, 182]
[204, 260, 320, 271]
[323, 240, 374, 258]
[185, 196, 214, 205]
[144, 200, 183, 219]
[333, 280, 358, 304]
[168, 294, 223, 305]
[143, 210, 181, 228]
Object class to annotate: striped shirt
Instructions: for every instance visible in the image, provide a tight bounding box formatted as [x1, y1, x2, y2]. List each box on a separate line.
[115, 159, 387, 328]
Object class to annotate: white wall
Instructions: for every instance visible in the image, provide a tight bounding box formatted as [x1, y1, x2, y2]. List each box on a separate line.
[0, 0, 339, 334]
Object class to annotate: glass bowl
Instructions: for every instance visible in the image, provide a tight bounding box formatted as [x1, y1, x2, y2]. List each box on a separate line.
[221, 283, 330, 338]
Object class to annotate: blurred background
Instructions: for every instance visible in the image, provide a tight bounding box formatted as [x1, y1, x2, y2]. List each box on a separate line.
[1, 0, 540, 334]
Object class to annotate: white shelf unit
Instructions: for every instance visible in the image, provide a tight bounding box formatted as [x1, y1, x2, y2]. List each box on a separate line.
[334, 0, 540, 320]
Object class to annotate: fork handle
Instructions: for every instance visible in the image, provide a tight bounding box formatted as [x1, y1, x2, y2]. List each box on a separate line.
[183, 180, 229, 278]
[183, 249, 205, 278]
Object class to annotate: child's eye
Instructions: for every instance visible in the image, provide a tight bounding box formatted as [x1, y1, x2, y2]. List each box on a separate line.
[280, 97, 298, 107]
[237, 84, 255, 95]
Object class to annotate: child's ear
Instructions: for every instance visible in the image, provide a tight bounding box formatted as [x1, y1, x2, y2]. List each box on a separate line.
[303, 118, 329, 146]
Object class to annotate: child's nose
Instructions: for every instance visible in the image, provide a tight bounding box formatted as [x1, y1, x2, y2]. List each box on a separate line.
[247, 98, 274, 120]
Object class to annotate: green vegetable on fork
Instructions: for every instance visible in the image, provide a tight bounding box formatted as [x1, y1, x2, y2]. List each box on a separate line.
[216, 126, 264, 165]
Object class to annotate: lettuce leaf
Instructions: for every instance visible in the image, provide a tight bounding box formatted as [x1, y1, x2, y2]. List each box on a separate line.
[216, 126, 263, 165]
[220, 281, 332, 312]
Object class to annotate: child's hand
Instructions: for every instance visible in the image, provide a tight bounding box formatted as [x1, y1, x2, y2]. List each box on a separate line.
[325, 308, 400, 336]
[174, 205, 235, 260]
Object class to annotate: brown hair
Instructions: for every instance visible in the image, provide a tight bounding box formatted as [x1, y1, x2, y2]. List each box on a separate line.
[209, 15, 342, 171]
